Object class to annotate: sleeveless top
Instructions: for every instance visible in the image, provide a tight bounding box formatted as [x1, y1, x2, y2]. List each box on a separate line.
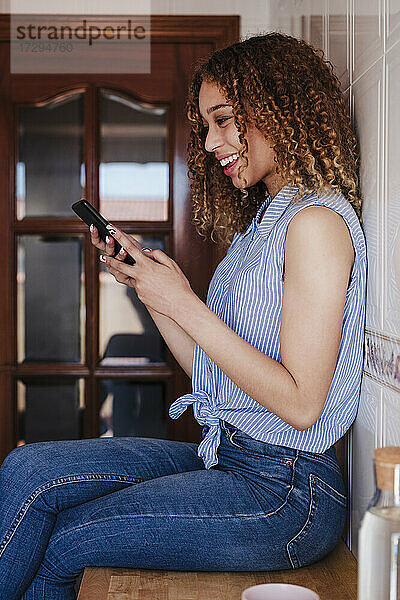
[169, 184, 367, 469]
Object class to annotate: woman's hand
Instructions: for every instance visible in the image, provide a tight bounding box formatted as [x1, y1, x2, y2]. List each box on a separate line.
[90, 224, 143, 256]
[90, 224, 195, 321]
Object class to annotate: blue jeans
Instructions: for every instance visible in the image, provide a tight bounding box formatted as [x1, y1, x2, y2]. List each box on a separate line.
[0, 421, 346, 600]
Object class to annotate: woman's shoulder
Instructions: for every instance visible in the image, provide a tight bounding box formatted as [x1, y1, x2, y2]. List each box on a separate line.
[283, 187, 366, 260]
[285, 204, 356, 278]
[290, 186, 353, 214]
[286, 203, 352, 237]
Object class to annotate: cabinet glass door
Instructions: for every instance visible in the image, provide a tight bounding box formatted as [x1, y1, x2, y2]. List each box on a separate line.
[17, 92, 85, 219]
[100, 91, 168, 222]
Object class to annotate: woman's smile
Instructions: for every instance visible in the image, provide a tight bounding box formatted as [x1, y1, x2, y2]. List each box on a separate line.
[218, 152, 240, 175]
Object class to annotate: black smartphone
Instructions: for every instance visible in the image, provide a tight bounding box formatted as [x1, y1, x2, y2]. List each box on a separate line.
[71, 199, 135, 265]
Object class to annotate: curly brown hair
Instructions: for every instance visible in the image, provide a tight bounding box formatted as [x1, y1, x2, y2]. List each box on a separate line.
[186, 32, 361, 247]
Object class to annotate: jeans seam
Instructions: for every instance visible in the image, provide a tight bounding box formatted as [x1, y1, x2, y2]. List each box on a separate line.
[286, 473, 316, 568]
[0, 474, 142, 558]
[49, 511, 277, 549]
[286, 471, 346, 568]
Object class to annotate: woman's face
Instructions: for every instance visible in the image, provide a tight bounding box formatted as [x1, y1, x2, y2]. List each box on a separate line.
[198, 80, 280, 191]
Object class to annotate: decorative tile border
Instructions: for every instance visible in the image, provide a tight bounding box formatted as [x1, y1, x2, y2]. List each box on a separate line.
[364, 330, 400, 393]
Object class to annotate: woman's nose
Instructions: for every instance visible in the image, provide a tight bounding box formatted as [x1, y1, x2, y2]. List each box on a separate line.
[204, 126, 222, 154]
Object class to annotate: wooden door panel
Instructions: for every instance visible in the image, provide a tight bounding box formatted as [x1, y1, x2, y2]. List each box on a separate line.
[10, 46, 178, 103]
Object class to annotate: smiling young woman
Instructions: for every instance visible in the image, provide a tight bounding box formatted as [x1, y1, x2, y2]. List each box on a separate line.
[0, 33, 366, 599]
[186, 35, 361, 245]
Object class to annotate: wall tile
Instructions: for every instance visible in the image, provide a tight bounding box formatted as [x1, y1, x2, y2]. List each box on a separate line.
[268, 0, 300, 37]
[364, 331, 400, 392]
[353, 0, 384, 82]
[328, 0, 350, 89]
[387, 0, 400, 52]
[383, 42, 400, 337]
[382, 386, 400, 445]
[352, 58, 384, 333]
[351, 375, 382, 557]
[268, 0, 326, 51]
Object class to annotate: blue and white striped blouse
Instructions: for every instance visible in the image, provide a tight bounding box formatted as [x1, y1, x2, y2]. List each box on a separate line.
[169, 184, 367, 469]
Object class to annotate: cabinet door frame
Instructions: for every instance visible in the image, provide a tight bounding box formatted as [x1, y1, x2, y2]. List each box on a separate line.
[0, 14, 240, 462]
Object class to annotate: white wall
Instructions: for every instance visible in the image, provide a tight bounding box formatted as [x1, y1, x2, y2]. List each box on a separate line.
[267, 0, 400, 558]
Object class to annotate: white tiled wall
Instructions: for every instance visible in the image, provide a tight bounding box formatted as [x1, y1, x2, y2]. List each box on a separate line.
[267, 0, 400, 557]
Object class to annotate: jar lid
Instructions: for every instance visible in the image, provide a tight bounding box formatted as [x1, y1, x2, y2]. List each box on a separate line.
[374, 447, 400, 492]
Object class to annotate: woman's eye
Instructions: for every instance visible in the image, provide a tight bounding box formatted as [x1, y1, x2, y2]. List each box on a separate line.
[201, 116, 231, 131]
[216, 117, 231, 126]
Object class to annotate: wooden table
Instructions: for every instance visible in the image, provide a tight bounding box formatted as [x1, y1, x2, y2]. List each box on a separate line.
[77, 540, 356, 600]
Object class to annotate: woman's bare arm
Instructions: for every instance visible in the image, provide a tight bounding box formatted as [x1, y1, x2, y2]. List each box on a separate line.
[146, 307, 195, 378]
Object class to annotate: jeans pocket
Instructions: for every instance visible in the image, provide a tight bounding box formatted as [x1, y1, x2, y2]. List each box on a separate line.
[286, 473, 346, 568]
[226, 430, 295, 513]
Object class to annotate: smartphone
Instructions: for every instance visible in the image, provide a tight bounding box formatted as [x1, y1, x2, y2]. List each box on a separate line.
[71, 199, 135, 265]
